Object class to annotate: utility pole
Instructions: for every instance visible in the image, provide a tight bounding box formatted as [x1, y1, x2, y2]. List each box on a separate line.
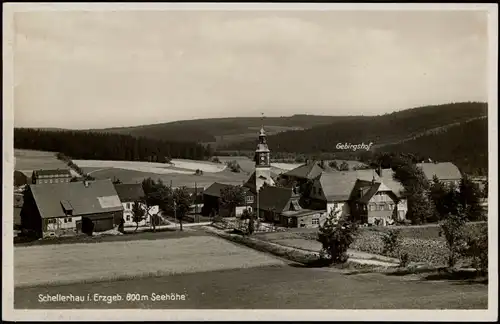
[174, 200, 177, 230]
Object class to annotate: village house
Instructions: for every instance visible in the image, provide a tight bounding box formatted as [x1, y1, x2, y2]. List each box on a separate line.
[278, 160, 324, 188]
[14, 170, 29, 188]
[31, 168, 72, 184]
[256, 185, 326, 228]
[349, 179, 404, 225]
[309, 169, 408, 225]
[114, 183, 159, 227]
[21, 179, 124, 237]
[417, 162, 462, 187]
[202, 182, 253, 217]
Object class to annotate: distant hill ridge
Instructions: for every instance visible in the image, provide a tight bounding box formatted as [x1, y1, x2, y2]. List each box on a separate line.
[225, 102, 487, 152]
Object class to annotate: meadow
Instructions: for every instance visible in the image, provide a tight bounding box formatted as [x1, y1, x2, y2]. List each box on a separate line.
[84, 167, 250, 187]
[14, 234, 286, 287]
[14, 149, 77, 176]
[73, 158, 227, 174]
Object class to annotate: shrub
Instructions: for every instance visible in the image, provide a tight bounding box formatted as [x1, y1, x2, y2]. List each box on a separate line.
[382, 229, 401, 255]
[399, 252, 410, 267]
[462, 224, 488, 274]
[317, 211, 359, 265]
[225, 160, 242, 173]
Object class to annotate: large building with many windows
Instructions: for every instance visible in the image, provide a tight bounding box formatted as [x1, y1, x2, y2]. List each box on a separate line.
[31, 169, 72, 184]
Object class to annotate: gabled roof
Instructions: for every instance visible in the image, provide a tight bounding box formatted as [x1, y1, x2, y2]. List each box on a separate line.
[204, 182, 241, 198]
[114, 183, 145, 202]
[243, 171, 278, 193]
[416, 162, 462, 181]
[258, 186, 296, 212]
[29, 179, 123, 219]
[282, 162, 324, 180]
[33, 169, 72, 177]
[317, 170, 379, 201]
[378, 168, 405, 197]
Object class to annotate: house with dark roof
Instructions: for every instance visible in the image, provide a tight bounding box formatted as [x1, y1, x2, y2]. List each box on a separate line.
[14, 170, 29, 187]
[256, 186, 326, 228]
[31, 169, 72, 184]
[349, 179, 404, 225]
[202, 182, 253, 217]
[21, 179, 123, 237]
[114, 183, 159, 227]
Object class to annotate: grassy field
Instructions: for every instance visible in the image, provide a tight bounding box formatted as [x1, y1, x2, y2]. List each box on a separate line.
[15, 265, 487, 309]
[14, 234, 287, 288]
[84, 167, 249, 187]
[14, 149, 69, 174]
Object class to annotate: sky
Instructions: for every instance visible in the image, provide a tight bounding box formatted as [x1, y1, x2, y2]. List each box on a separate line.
[12, 9, 490, 129]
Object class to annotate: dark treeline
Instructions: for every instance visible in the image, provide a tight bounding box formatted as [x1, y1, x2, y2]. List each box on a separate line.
[376, 118, 488, 176]
[14, 128, 213, 162]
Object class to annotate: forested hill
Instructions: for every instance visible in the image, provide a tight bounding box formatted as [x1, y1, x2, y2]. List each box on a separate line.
[14, 128, 212, 162]
[88, 115, 348, 145]
[377, 117, 488, 176]
[225, 102, 488, 153]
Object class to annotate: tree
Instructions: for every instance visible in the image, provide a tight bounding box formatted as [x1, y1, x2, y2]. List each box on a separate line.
[429, 176, 450, 221]
[459, 175, 484, 221]
[172, 187, 193, 231]
[141, 178, 170, 232]
[439, 207, 468, 268]
[317, 210, 359, 265]
[220, 186, 246, 217]
[393, 161, 434, 224]
[339, 161, 350, 171]
[328, 160, 339, 170]
[482, 179, 488, 198]
[131, 201, 145, 233]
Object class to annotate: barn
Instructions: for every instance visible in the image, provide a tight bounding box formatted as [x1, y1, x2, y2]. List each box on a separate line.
[21, 179, 124, 238]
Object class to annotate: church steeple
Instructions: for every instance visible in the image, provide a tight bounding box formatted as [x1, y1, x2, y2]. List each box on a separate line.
[251, 113, 273, 193]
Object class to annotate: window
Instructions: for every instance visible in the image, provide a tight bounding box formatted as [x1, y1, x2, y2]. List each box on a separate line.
[246, 195, 254, 203]
[312, 218, 319, 225]
[126, 203, 131, 209]
[318, 188, 323, 195]
[67, 217, 72, 222]
[64, 218, 67, 223]
[126, 215, 130, 221]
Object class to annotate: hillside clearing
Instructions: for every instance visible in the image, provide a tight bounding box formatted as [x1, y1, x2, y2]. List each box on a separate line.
[14, 235, 286, 287]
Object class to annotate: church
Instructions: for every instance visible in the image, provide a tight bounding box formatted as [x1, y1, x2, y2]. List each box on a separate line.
[243, 126, 276, 195]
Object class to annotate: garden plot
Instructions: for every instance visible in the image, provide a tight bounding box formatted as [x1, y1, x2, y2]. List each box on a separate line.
[14, 235, 286, 287]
